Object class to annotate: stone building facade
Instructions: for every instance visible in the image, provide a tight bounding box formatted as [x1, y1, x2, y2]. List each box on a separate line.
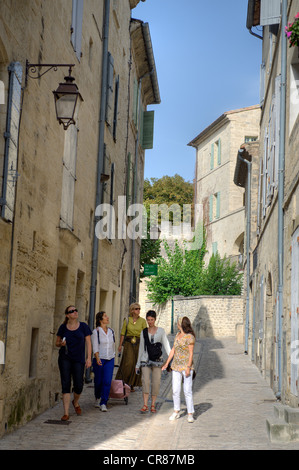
[188, 106, 260, 264]
[0, 0, 160, 436]
[236, 0, 299, 412]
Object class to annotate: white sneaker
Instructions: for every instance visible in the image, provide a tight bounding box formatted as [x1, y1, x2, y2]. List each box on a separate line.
[94, 401, 101, 408]
[169, 411, 180, 421]
[187, 414, 194, 423]
[100, 404, 108, 412]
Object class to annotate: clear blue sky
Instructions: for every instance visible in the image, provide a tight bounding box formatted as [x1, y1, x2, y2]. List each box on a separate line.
[133, 0, 262, 183]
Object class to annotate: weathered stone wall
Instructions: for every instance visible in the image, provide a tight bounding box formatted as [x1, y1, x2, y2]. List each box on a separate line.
[142, 293, 244, 339]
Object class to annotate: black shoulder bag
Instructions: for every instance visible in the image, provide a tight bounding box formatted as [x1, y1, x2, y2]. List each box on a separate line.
[143, 328, 162, 361]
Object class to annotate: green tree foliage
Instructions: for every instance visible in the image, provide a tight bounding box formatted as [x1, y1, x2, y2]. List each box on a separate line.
[146, 233, 243, 304]
[143, 175, 194, 223]
[201, 252, 243, 296]
[140, 175, 193, 277]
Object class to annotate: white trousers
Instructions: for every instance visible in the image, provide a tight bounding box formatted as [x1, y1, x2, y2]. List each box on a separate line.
[172, 369, 194, 414]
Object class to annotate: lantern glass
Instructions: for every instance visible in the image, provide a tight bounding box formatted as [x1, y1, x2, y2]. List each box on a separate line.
[53, 78, 83, 130]
[55, 94, 77, 127]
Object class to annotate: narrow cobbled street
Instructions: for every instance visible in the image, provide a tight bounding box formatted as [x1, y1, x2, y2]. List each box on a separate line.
[1, 337, 299, 454]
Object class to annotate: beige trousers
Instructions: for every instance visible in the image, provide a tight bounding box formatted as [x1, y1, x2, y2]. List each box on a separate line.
[141, 365, 162, 396]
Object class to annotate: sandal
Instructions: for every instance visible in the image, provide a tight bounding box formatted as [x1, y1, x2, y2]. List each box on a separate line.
[140, 405, 149, 413]
[150, 405, 156, 413]
[72, 400, 82, 416]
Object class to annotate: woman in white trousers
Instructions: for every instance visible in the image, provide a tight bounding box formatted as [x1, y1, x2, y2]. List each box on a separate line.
[162, 316, 195, 423]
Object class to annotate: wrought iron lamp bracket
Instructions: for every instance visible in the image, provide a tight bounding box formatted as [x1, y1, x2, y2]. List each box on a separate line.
[25, 60, 75, 87]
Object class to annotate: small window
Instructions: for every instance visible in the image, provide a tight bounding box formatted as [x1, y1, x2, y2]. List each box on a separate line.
[245, 136, 258, 143]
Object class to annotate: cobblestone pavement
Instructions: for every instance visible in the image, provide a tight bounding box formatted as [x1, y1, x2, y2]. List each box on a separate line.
[1, 337, 299, 452]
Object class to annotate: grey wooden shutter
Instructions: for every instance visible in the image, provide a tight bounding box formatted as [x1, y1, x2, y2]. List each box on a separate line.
[106, 52, 114, 127]
[1, 62, 23, 222]
[113, 75, 119, 141]
[71, 0, 84, 61]
[60, 124, 78, 230]
[260, 61, 266, 106]
[260, 0, 281, 26]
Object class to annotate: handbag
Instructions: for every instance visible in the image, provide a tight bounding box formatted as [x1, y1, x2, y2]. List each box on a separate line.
[143, 329, 162, 361]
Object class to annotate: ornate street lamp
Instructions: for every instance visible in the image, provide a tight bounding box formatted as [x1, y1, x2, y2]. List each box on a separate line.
[25, 61, 83, 130]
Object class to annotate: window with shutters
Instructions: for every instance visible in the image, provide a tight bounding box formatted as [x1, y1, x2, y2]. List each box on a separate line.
[71, 0, 84, 62]
[1, 62, 23, 222]
[210, 139, 221, 170]
[60, 123, 78, 230]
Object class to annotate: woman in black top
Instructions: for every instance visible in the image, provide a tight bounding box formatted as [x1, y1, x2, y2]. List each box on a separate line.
[56, 306, 92, 421]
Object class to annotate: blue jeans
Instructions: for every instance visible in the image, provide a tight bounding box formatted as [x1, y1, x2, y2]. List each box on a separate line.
[58, 354, 85, 395]
[93, 357, 114, 405]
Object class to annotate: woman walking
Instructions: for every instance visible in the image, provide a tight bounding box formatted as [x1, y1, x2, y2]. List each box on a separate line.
[56, 306, 92, 421]
[116, 303, 146, 390]
[136, 310, 171, 413]
[162, 316, 196, 423]
[91, 311, 115, 411]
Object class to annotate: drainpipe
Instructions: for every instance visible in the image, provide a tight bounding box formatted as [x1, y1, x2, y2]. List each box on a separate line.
[277, 0, 287, 400]
[237, 149, 251, 354]
[88, 0, 110, 334]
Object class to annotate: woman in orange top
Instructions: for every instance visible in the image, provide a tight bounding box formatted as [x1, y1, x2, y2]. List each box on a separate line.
[162, 316, 196, 423]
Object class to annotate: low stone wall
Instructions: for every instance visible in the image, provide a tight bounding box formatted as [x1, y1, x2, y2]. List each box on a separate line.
[144, 295, 244, 340]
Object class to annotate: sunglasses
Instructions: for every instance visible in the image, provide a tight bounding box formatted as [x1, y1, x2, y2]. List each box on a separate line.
[135, 308, 141, 310]
[67, 308, 78, 314]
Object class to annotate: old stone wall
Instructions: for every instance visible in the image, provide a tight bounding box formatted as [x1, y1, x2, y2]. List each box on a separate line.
[141, 292, 244, 340]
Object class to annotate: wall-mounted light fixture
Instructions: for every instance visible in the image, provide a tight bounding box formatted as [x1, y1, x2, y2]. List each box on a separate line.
[25, 61, 83, 130]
